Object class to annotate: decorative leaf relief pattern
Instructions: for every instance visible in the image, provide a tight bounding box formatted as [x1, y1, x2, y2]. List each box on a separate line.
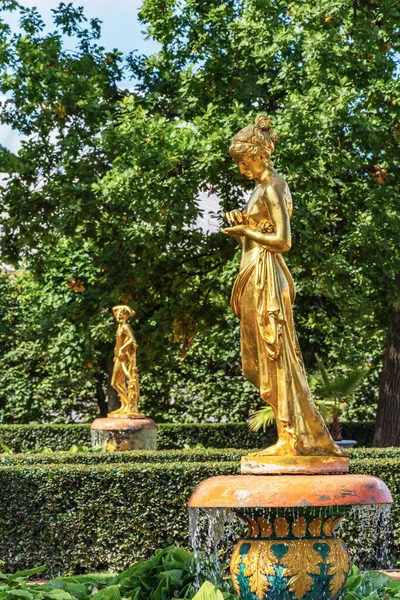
[258, 517, 273, 537]
[281, 540, 322, 600]
[247, 517, 259, 537]
[243, 541, 278, 598]
[331, 515, 345, 534]
[274, 517, 289, 537]
[231, 535, 350, 600]
[292, 517, 307, 538]
[322, 516, 337, 537]
[308, 517, 322, 537]
[230, 543, 243, 596]
[326, 539, 350, 597]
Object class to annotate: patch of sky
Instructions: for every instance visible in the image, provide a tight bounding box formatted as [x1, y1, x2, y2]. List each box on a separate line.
[0, 0, 161, 152]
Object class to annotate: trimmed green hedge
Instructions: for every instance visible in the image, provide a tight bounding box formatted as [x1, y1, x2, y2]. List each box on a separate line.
[0, 448, 244, 466]
[0, 461, 235, 577]
[0, 421, 375, 452]
[0, 454, 398, 577]
[0, 446, 398, 466]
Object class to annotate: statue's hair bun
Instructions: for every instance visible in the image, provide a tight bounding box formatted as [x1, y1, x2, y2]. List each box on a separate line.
[229, 114, 277, 164]
[255, 115, 271, 131]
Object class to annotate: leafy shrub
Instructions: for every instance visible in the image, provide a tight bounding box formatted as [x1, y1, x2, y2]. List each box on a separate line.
[0, 448, 243, 466]
[0, 421, 375, 453]
[0, 447, 399, 467]
[0, 455, 398, 577]
[343, 565, 400, 599]
[2, 551, 400, 600]
[0, 548, 236, 600]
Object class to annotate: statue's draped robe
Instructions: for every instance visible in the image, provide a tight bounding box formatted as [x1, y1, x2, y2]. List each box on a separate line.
[231, 185, 341, 456]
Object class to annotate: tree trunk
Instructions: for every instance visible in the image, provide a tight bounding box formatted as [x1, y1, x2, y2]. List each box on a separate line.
[373, 305, 400, 447]
[106, 357, 119, 414]
[331, 414, 342, 442]
[94, 372, 108, 418]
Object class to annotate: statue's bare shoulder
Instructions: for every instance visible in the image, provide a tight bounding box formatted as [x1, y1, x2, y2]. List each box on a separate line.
[263, 171, 292, 218]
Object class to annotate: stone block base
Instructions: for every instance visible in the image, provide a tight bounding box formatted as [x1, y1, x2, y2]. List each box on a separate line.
[241, 454, 349, 475]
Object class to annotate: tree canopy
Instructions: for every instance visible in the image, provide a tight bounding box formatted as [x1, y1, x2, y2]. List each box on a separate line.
[0, 0, 399, 424]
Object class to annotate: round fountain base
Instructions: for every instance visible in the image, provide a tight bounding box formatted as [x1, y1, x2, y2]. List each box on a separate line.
[189, 474, 392, 508]
[90, 417, 157, 451]
[189, 473, 392, 600]
[241, 454, 349, 474]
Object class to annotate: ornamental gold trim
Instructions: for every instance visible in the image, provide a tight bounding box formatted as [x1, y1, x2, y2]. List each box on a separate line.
[258, 517, 273, 537]
[243, 541, 278, 597]
[308, 517, 322, 537]
[323, 516, 336, 536]
[274, 516, 289, 537]
[281, 540, 322, 599]
[326, 538, 350, 597]
[292, 517, 307, 538]
[230, 543, 243, 596]
[247, 517, 259, 537]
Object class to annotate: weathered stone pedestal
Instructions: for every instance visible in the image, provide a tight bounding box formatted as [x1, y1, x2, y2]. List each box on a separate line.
[90, 417, 157, 452]
[241, 454, 349, 474]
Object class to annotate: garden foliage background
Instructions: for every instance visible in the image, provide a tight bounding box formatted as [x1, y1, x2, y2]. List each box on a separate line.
[0, 0, 399, 424]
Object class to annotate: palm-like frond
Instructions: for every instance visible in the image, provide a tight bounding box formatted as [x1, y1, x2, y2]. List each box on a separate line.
[315, 399, 335, 424]
[248, 406, 275, 432]
[247, 358, 369, 433]
[314, 355, 369, 399]
[324, 367, 369, 397]
[315, 354, 330, 387]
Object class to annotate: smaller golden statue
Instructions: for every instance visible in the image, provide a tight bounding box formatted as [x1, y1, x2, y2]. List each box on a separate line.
[108, 305, 144, 419]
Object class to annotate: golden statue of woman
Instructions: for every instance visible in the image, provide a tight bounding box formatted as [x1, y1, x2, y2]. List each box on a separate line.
[223, 116, 342, 459]
[108, 305, 144, 419]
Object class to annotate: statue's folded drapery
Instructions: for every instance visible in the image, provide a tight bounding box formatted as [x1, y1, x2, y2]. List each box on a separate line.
[231, 247, 342, 456]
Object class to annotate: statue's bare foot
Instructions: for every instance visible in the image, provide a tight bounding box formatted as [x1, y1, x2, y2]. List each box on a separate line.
[124, 410, 145, 419]
[251, 438, 297, 457]
[108, 408, 125, 418]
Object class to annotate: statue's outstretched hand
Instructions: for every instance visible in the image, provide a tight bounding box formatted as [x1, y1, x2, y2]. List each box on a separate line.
[222, 224, 247, 237]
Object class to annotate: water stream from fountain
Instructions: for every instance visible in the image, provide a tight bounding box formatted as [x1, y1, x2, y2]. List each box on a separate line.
[344, 504, 393, 570]
[189, 503, 393, 587]
[189, 507, 239, 588]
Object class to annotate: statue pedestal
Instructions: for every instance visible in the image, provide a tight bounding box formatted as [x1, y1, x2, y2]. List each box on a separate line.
[241, 454, 349, 474]
[90, 417, 157, 452]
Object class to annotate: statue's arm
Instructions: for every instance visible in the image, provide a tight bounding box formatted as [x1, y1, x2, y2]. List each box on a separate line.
[120, 324, 138, 352]
[223, 182, 291, 253]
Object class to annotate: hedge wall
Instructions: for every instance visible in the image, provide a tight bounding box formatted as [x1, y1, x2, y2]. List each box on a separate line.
[0, 454, 398, 577]
[0, 448, 243, 466]
[0, 447, 397, 467]
[0, 421, 375, 452]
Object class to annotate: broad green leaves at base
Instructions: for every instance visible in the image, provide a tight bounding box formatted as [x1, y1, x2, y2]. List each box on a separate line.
[193, 582, 224, 600]
[343, 565, 400, 600]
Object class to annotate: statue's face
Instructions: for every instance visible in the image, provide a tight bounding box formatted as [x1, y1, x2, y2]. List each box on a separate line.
[236, 153, 266, 180]
[117, 309, 128, 323]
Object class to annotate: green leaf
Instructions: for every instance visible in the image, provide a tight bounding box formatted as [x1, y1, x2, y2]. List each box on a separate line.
[90, 585, 121, 600]
[8, 568, 46, 581]
[43, 591, 77, 600]
[192, 582, 224, 600]
[4, 591, 34, 600]
[344, 574, 362, 592]
[46, 581, 87, 600]
[315, 354, 330, 388]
